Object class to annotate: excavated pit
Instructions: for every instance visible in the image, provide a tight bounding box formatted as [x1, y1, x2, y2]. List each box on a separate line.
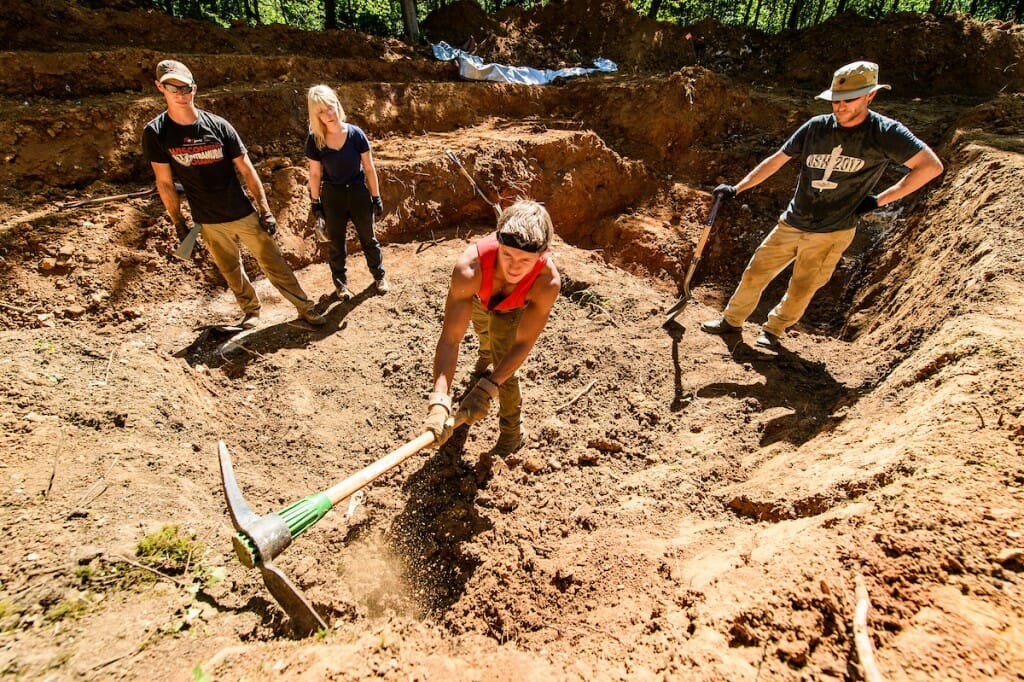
[1, 2, 1023, 680]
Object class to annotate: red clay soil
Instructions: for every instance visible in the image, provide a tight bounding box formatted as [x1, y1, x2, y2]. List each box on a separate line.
[1, 1, 1023, 680]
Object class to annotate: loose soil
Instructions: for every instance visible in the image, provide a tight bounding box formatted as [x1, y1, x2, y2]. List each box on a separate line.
[1, 1, 1023, 680]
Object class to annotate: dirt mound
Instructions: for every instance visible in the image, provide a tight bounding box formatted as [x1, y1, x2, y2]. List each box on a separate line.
[424, 0, 696, 71]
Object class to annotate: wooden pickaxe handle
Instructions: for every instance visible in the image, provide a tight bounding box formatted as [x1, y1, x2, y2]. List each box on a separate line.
[58, 182, 184, 210]
[663, 194, 723, 327]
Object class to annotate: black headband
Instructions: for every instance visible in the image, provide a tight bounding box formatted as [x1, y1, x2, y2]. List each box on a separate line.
[497, 230, 545, 254]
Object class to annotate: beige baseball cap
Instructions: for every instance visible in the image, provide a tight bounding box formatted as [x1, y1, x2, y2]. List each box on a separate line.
[156, 59, 194, 86]
[816, 61, 891, 101]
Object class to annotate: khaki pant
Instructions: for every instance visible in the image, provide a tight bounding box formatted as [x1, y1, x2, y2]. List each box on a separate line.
[723, 222, 856, 336]
[201, 213, 314, 315]
[471, 298, 524, 437]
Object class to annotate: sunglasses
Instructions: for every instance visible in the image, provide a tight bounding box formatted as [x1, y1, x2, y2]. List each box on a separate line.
[163, 82, 195, 94]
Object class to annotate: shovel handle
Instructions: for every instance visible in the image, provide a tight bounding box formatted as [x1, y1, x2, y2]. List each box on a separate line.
[445, 150, 502, 218]
[663, 194, 722, 327]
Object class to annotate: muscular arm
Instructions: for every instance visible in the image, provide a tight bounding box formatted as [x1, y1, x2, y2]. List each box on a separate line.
[361, 150, 380, 197]
[308, 160, 323, 202]
[735, 149, 792, 195]
[233, 153, 272, 216]
[431, 245, 482, 396]
[489, 263, 560, 387]
[876, 146, 944, 207]
[150, 162, 184, 224]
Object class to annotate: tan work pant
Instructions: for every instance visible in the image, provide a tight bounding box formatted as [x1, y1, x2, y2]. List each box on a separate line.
[471, 298, 524, 437]
[201, 213, 314, 316]
[723, 222, 856, 336]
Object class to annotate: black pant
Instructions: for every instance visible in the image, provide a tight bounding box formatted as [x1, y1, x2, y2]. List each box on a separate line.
[321, 182, 385, 286]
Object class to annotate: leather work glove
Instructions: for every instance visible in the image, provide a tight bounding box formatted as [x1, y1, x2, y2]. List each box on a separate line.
[371, 195, 384, 218]
[454, 376, 499, 425]
[855, 194, 879, 215]
[423, 392, 454, 448]
[310, 200, 325, 221]
[259, 212, 278, 236]
[172, 218, 191, 240]
[712, 184, 737, 200]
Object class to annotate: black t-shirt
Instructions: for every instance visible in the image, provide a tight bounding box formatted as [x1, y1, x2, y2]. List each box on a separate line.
[779, 111, 926, 233]
[142, 109, 254, 224]
[305, 124, 370, 186]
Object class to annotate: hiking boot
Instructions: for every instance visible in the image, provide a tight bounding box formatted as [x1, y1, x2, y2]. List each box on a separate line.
[375, 277, 390, 294]
[335, 283, 353, 301]
[299, 309, 327, 326]
[489, 430, 527, 458]
[700, 317, 741, 335]
[755, 330, 780, 349]
[238, 311, 260, 329]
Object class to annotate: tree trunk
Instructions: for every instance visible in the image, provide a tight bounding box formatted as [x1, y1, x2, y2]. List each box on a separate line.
[647, 0, 663, 19]
[787, 0, 805, 29]
[325, 0, 337, 29]
[752, 0, 764, 28]
[400, 0, 419, 43]
[891, 0, 900, 13]
[928, 0, 942, 13]
[836, 0, 849, 15]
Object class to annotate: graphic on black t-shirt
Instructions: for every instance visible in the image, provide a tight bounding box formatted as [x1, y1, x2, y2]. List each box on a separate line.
[169, 142, 225, 167]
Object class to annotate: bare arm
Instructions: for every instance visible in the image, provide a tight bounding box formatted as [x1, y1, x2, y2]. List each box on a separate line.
[150, 162, 184, 224]
[308, 159, 323, 202]
[432, 245, 482, 396]
[877, 146, 944, 206]
[735, 149, 793, 195]
[233, 153, 272, 216]
[490, 263, 560, 386]
[361, 149, 380, 197]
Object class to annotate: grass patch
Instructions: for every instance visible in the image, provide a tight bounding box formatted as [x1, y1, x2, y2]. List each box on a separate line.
[136, 524, 206, 575]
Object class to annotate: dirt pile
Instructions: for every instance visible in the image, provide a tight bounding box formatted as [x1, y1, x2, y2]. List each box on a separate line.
[1, 1, 1024, 680]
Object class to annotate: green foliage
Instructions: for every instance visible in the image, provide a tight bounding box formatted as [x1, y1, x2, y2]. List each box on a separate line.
[44, 596, 90, 622]
[193, 664, 213, 682]
[136, 524, 205, 574]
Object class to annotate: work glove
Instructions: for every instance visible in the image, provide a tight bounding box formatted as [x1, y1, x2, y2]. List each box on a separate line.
[713, 184, 737, 200]
[454, 376, 499, 425]
[258, 212, 278, 236]
[172, 218, 191, 240]
[310, 200, 325, 221]
[423, 392, 454, 448]
[371, 195, 384, 218]
[855, 195, 879, 215]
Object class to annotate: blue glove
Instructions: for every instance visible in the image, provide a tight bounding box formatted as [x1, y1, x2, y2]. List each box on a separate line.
[259, 212, 278, 236]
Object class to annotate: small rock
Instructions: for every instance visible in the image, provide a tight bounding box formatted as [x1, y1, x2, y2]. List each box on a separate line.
[39, 257, 57, 271]
[64, 305, 86, 318]
[996, 548, 1024, 569]
[522, 457, 545, 474]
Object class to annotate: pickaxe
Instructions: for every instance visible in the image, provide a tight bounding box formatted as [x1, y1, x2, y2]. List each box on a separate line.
[444, 150, 502, 219]
[219, 416, 465, 635]
[57, 182, 184, 210]
[173, 222, 203, 261]
[663, 194, 723, 330]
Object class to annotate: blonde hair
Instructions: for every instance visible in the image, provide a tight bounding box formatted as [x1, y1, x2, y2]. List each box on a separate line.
[307, 84, 347, 150]
[497, 199, 553, 252]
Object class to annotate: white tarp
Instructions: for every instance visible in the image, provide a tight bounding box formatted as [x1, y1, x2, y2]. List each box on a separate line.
[431, 41, 617, 85]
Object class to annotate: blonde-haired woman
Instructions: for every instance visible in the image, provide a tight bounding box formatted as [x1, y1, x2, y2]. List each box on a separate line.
[306, 84, 388, 299]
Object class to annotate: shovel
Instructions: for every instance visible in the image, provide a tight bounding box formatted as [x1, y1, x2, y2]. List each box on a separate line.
[219, 415, 466, 635]
[445, 150, 502, 219]
[662, 194, 722, 330]
[58, 182, 184, 210]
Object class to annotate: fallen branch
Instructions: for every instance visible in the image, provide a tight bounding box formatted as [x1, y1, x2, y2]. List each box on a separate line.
[105, 553, 190, 589]
[0, 301, 30, 313]
[970, 404, 985, 429]
[64, 455, 119, 519]
[556, 380, 597, 414]
[853, 573, 883, 682]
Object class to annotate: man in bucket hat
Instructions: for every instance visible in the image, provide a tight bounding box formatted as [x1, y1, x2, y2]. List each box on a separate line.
[701, 61, 943, 349]
[143, 59, 326, 328]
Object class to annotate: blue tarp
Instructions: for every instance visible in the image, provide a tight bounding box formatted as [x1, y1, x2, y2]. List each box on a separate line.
[431, 41, 617, 85]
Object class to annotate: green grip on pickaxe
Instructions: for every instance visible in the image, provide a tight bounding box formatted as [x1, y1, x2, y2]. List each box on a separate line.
[233, 492, 334, 566]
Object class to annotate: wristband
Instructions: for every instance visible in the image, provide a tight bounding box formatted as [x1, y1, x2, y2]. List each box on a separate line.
[428, 392, 451, 414]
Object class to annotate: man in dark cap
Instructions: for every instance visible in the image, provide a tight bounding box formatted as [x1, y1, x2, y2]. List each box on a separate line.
[701, 60, 943, 349]
[143, 59, 325, 328]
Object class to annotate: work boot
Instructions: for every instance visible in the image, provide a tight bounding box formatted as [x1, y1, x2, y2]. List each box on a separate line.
[299, 309, 327, 326]
[238, 311, 260, 329]
[374, 277, 390, 294]
[755, 330, 780, 349]
[701, 317, 741, 335]
[335, 283, 353, 301]
[489, 430, 527, 458]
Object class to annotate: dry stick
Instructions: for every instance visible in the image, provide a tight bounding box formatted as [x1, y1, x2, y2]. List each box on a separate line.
[102, 348, 116, 384]
[556, 380, 597, 414]
[0, 301, 29, 313]
[970, 404, 985, 428]
[853, 573, 883, 682]
[106, 553, 191, 589]
[64, 455, 119, 519]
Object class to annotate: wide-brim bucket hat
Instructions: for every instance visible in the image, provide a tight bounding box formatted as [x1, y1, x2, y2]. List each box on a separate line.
[816, 61, 891, 101]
